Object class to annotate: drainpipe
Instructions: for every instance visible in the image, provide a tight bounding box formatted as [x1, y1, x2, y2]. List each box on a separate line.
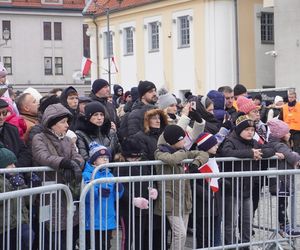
[234, 0, 240, 84]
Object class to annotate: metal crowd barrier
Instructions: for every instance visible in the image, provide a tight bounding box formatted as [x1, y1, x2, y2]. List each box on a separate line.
[0, 167, 73, 250]
[79, 157, 300, 250]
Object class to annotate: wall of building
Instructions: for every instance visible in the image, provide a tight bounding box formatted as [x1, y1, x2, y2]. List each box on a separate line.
[0, 10, 84, 87]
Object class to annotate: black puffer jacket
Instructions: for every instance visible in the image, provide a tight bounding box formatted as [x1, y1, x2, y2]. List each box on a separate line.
[127, 100, 156, 137]
[75, 115, 120, 161]
[132, 109, 168, 160]
[217, 131, 275, 197]
[0, 122, 32, 167]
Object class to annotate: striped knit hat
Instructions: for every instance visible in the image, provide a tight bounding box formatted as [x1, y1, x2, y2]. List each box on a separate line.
[196, 132, 218, 151]
[88, 141, 111, 164]
[236, 96, 257, 114]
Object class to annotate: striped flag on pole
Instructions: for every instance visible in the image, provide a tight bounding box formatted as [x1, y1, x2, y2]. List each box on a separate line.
[81, 57, 92, 77]
[198, 158, 220, 192]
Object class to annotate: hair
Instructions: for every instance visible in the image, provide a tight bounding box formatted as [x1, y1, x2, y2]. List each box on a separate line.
[15, 93, 30, 112]
[49, 88, 63, 95]
[288, 89, 297, 97]
[219, 86, 233, 93]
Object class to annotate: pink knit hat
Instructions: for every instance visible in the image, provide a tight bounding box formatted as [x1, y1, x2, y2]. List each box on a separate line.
[267, 118, 290, 139]
[236, 96, 257, 114]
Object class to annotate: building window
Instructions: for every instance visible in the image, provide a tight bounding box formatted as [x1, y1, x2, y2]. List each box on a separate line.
[178, 16, 190, 47]
[83, 24, 90, 58]
[44, 57, 52, 75]
[2, 20, 11, 40]
[261, 12, 274, 44]
[149, 22, 159, 51]
[124, 27, 134, 55]
[55, 57, 63, 75]
[104, 31, 113, 58]
[43, 22, 51, 40]
[54, 22, 62, 40]
[3, 57, 12, 75]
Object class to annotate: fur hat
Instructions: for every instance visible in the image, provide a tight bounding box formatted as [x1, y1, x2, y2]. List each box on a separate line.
[84, 101, 106, 121]
[158, 88, 177, 109]
[163, 125, 185, 145]
[138, 80, 156, 98]
[89, 141, 111, 164]
[143, 109, 168, 133]
[0, 144, 17, 168]
[196, 132, 218, 151]
[267, 118, 290, 139]
[274, 95, 283, 105]
[233, 84, 247, 96]
[235, 115, 255, 135]
[92, 79, 109, 94]
[236, 96, 257, 114]
[0, 63, 7, 78]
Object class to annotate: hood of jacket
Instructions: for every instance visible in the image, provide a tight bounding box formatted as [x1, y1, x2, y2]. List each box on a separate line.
[143, 109, 168, 133]
[41, 103, 72, 128]
[113, 84, 123, 96]
[60, 86, 78, 110]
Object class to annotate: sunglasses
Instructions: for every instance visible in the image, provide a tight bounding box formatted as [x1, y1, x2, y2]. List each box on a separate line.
[0, 109, 8, 116]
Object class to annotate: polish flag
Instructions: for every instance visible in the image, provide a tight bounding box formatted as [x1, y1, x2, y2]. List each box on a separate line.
[111, 56, 118, 73]
[198, 158, 219, 193]
[81, 57, 92, 77]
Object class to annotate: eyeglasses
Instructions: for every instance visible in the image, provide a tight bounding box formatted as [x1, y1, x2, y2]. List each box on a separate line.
[0, 109, 8, 117]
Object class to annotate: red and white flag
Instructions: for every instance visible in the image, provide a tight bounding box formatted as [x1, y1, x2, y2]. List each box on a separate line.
[111, 56, 118, 73]
[81, 57, 92, 77]
[198, 158, 220, 193]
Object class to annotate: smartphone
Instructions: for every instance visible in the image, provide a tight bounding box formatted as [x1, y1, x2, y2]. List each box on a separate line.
[191, 101, 196, 110]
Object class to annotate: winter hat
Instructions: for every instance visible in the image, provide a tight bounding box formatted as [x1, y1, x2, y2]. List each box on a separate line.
[207, 90, 225, 109]
[130, 87, 139, 102]
[124, 91, 131, 100]
[78, 96, 92, 104]
[0, 98, 8, 109]
[196, 132, 218, 151]
[92, 79, 109, 94]
[274, 95, 283, 105]
[235, 115, 255, 135]
[0, 144, 17, 168]
[138, 80, 156, 98]
[47, 114, 71, 129]
[233, 84, 247, 96]
[163, 125, 185, 145]
[23, 87, 43, 103]
[89, 141, 111, 164]
[38, 95, 60, 114]
[113, 84, 123, 95]
[84, 101, 106, 121]
[236, 96, 257, 114]
[121, 138, 143, 157]
[0, 63, 7, 78]
[267, 118, 290, 139]
[158, 88, 177, 109]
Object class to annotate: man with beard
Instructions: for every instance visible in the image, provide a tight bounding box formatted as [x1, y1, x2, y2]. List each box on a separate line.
[126, 80, 158, 137]
[280, 90, 300, 154]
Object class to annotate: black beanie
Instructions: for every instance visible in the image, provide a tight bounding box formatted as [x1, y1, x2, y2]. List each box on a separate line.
[138, 80, 156, 98]
[163, 125, 185, 145]
[235, 115, 255, 135]
[130, 87, 139, 102]
[84, 101, 106, 121]
[0, 99, 8, 109]
[233, 84, 247, 96]
[121, 138, 143, 157]
[39, 95, 60, 114]
[47, 114, 71, 129]
[92, 79, 109, 94]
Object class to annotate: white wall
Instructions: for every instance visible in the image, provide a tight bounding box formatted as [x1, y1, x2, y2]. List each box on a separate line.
[0, 12, 84, 86]
[254, 5, 275, 88]
[274, 0, 300, 97]
[204, 0, 237, 92]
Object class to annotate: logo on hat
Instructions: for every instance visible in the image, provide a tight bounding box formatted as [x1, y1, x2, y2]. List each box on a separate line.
[100, 149, 106, 155]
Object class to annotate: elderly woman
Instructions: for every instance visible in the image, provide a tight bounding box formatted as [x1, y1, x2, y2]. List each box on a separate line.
[31, 103, 84, 250]
[75, 101, 120, 161]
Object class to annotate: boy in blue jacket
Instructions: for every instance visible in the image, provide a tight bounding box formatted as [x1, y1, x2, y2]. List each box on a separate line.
[83, 141, 124, 250]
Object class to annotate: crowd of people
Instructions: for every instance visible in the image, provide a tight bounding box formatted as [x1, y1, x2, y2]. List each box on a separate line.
[1, 61, 300, 250]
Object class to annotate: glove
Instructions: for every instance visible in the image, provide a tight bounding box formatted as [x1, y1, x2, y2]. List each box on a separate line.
[221, 120, 232, 130]
[100, 187, 111, 198]
[133, 197, 149, 209]
[148, 187, 158, 200]
[189, 163, 200, 173]
[63, 169, 73, 183]
[59, 159, 73, 170]
[188, 110, 203, 123]
[9, 174, 25, 187]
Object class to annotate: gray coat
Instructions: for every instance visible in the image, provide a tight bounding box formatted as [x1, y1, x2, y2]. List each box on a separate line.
[32, 103, 84, 231]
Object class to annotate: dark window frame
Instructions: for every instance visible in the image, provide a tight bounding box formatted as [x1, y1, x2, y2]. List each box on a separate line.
[261, 12, 274, 44]
[2, 20, 11, 40]
[44, 57, 53, 75]
[43, 22, 52, 40]
[54, 22, 62, 40]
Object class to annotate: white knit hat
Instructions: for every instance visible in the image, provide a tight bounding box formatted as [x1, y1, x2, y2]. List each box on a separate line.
[274, 95, 283, 105]
[158, 88, 177, 109]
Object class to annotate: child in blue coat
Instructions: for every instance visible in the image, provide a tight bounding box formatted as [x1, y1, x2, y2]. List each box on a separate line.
[83, 142, 124, 250]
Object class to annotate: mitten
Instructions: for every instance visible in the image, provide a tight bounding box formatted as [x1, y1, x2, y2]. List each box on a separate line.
[221, 120, 232, 130]
[100, 187, 111, 198]
[9, 174, 25, 187]
[133, 197, 149, 209]
[148, 187, 158, 200]
[188, 110, 203, 123]
[59, 158, 73, 170]
[30, 173, 42, 187]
